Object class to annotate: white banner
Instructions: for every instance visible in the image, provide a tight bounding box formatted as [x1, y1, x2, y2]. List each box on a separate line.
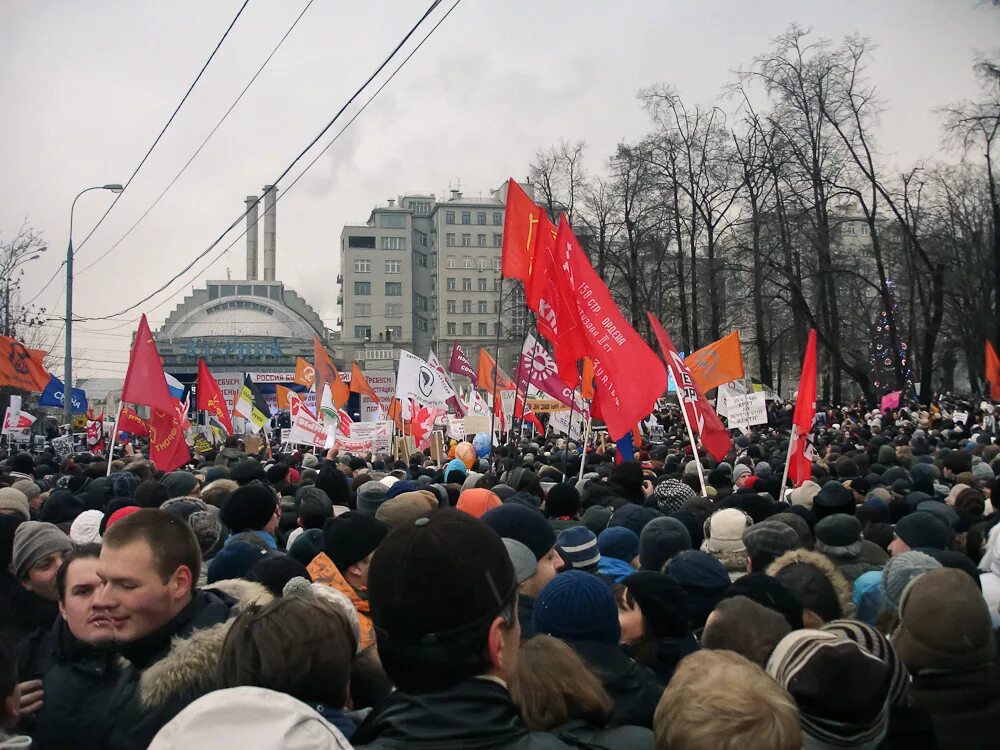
[447, 415, 466, 440]
[335, 420, 393, 455]
[8, 395, 22, 432]
[361, 372, 396, 422]
[287, 412, 326, 448]
[549, 409, 583, 442]
[724, 392, 768, 430]
[396, 350, 451, 408]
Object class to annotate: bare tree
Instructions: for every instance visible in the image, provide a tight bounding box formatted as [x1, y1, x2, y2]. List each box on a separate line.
[528, 140, 588, 224]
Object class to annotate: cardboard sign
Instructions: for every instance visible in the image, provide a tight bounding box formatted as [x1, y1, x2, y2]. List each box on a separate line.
[952, 410, 969, 425]
[52, 435, 74, 458]
[724, 392, 768, 430]
[447, 416, 466, 440]
[527, 398, 570, 413]
[464, 414, 491, 434]
[243, 435, 262, 455]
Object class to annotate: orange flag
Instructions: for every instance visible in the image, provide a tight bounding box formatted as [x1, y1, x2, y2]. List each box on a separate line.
[501, 178, 544, 282]
[313, 337, 349, 408]
[684, 331, 745, 393]
[581, 357, 596, 400]
[0, 336, 50, 391]
[478, 348, 515, 394]
[987, 339, 1000, 400]
[275, 384, 293, 410]
[349, 362, 381, 404]
[294, 357, 315, 389]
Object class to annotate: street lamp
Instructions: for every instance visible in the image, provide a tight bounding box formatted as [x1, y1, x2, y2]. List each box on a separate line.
[65, 184, 123, 438]
[3, 245, 47, 337]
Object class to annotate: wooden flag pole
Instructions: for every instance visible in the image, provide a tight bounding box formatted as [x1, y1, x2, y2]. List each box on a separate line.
[674, 387, 708, 497]
[779, 424, 797, 500]
[578, 411, 592, 482]
[105, 401, 125, 477]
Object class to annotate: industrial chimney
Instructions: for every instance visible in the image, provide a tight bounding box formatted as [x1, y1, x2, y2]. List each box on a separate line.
[245, 195, 259, 280]
[262, 185, 277, 281]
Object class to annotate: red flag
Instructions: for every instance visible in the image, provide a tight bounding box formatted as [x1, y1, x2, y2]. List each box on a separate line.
[117, 406, 149, 437]
[121, 315, 175, 414]
[149, 400, 190, 472]
[647, 313, 732, 462]
[501, 178, 544, 282]
[448, 342, 478, 387]
[789, 329, 818, 486]
[986, 339, 1000, 400]
[196, 359, 234, 435]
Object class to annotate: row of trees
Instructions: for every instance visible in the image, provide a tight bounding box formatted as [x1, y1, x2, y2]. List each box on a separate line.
[528, 26, 999, 405]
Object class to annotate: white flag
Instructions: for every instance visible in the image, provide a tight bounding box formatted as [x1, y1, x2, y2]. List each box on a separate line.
[396, 350, 451, 408]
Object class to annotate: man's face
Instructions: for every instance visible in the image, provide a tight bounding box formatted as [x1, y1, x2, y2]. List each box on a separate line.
[59, 557, 114, 644]
[888, 534, 911, 557]
[94, 540, 191, 642]
[348, 552, 373, 589]
[520, 547, 562, 598]
[23, 551, 65, 601]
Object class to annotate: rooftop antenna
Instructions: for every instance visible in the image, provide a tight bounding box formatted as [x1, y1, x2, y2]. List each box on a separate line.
[226, 266, 231, 280]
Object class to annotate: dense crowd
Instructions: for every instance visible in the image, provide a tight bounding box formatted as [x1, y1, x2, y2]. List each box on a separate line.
[1, 398, 999, 749]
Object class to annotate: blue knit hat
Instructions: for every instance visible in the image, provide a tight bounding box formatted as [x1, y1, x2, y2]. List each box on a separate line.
[607, 504, 658, 536]
[555, 526, 600, 569]
[481, 503, 555, 561]
[597, 526, 639, 562]
[533, 570, 621, 645]
[108, 471, 140, 501]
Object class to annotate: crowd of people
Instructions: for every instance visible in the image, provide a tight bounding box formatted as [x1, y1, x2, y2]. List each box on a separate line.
[1, 397, 999, 749]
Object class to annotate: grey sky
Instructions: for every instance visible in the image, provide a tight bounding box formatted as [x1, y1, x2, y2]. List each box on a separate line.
[1, 0, 997, 377]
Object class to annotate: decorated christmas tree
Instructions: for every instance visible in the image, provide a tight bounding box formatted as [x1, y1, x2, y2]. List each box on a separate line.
[868, 279, 912, 397]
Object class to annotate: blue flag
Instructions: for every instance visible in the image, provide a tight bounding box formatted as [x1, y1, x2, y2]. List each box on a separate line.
[38, 375, 88, 413]
[615, 432, 636, 463]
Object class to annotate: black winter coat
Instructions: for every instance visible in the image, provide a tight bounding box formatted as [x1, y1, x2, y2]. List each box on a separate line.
[568, 640, 664, 729]
[0, 572, 58, 651]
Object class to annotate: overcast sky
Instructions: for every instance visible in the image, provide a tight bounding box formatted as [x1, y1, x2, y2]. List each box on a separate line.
[2, 0, 997, 377]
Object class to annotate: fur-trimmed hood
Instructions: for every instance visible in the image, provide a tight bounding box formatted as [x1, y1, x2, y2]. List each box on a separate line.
[139, 580, 273, 708]
[766, 548, 855, 620]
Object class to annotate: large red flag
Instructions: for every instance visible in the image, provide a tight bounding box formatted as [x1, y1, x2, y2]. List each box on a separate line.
[986, 339, 1000, 400]
[196, 359, 234, 435]
[149, 400, 190, 472]
[448, 342, 479, 387]
[647, 313, 732, 462]
[789, 329, 818, 486]
[121, 315, 175, 414]
[117, 406, 149, 437]
[501, 178, 543, 282]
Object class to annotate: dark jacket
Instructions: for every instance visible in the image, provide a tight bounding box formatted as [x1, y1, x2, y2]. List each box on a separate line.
[568, 640, 664, 729]
[0, 572, 58, 651]
[907, 668, 1000, 750]
[518, 595, 537, 641]
[552, 719, 653, 750]
[624, 633, 699, 687]
[101, 589, 235, 750]
[352, 677, 577, 749]
[15, 618, 119, 750]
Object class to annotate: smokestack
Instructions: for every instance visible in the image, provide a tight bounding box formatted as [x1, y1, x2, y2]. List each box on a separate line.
[245, 195, 259, 280]
[262, 185, 277, 281]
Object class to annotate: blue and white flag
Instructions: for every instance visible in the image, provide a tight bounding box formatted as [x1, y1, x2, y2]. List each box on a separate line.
[164, 372, 186, 400]
[38, 375, 89, 413]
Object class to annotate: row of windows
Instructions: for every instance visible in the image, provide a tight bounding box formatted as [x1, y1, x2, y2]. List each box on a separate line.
[355, 326, 403, 340]
[354, 282, 403, 296]
[445, 210, 502, 226]
[446, 322, 495, 336]
[445, 256, 502, 271]
[354, 259, 403, 273]
[445, 299, 498, 315]
[445, 233, 502, 248]
[379, 213, 407, 229]
[445, 277, 496, 292]
[354, 303, 405, 318]
[345, 235, 408, 250]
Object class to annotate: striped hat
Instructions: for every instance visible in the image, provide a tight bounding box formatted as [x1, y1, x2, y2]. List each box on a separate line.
[766, 629, 890, 750]
[555, 526, 600, 569]
[822, 619, 910, 707]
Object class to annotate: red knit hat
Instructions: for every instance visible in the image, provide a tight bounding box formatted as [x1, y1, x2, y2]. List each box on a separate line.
[106, 505, 141, 529]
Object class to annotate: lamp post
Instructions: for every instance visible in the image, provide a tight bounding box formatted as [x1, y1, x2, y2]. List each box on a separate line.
[3, 245, 47, 337]
[65, 184, 123, 438]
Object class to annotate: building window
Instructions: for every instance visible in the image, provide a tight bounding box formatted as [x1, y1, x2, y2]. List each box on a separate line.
[354, 281, 371, 296]
[447, 256, 457, 269]
[415, 252, 428, 268]
[494, 279, 502, 291]
[379, 213, 406, 229]
[843, 223, 857, 236]
[447, 300, 456, 314]
[478, 257, 488, 271]
[446, 233, 456, 247]
[493, 212, 502, 225]
[477, 234, 486, 247]
[461, 211, 471, 224]
[462, 300, 472, 314]
[493, 234, 502, 248]
[463, 322, 472, 336]
[385, 282, 402, 296]
[353, 258, 371, 273]
[386, 303, 403, 317]
[494, 300, 500, 313]
[348, 235, 376, 248]
[463, 256, 474, 269]
[477, 211, 486, 225]
[478, 322, 488, 336]
[462, 233, 471, 246]
[446, 210, 455, 225]
[447, 278, 456, 291]
[386, 326, 403, 339]
[478, 301, 488, 314]
[354, 303, 371, 317]
[462, 278, 472, 291]
[354, 325, 371, 340]
[447, 322, 456, 335]
[415, 294, 428, 311]
[380, 236, 407, 250]
[495, 322, 502, 336]
[478, 278, 488, 292]
[365, 348, 394, 361]
[385, 260, 402, 273]
[416, 317, 428, 331]
[493, 257, 502, 271]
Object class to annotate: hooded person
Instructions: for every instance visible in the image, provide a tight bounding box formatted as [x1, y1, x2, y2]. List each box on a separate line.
[219, 485, 279, 550]
[700, 508, 752, 581]
[814, 514, 880, 583]
[663, 550, 731, 629]
[596, 527, 640, 583]
[307, 511, 388, 651]
[456, 488, 503, 519]
[767, 549, 853, 628]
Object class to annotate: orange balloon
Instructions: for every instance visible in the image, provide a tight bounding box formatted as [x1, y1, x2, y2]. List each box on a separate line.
[448, 444, 457, 459]
[455, 442, 476, 469]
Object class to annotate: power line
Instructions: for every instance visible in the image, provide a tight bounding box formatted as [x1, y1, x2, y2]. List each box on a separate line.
[75, 0, 451, 323]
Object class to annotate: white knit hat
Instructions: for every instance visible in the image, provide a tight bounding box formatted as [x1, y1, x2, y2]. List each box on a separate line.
[69, 509, 104, 545]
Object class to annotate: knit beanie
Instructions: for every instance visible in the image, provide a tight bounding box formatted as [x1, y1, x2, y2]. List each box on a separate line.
[544, 483, 580, 517]
[11, 479, 40, 504]
[503, 538, 537, 585]
[288, 528, 324, 567]
[69, 509, 104, 545]
[664, 549, 730, 591]
[742, 521, 801, 564]
[554, 526, 600, 570]
[482, 504, 556, 561]
[822, 619, 910, 707]
[356, 481, 389, 516]
[106, 505, 141, 529]
[638, 517, 691, 572]
[456, 488, 503, 519]
[880, 550, 941, 615]
[653, 479, 696, 514]
[724, 572, 805, 630]
[896, 567, 996, 674]
[206, 541, 270, 584]
[40, 489, 84, 525]
[852, 570, 884, 626]
[622, 571, 690, 638]
[534, 570, 621, 645]
[246, 554, 312, 598]
[769, 512, 814, 550]
[815, 514, 863, 550]
[893, 511, 947, 551]
[12, 521, 74, 581]
[162, 471, 199, 499]
[0, 487, 30, 521]
[324, 511, 389, 574]
[220, 485, 277, 533]
[702, 508, 751, 553]
[755, 461, 772, 478]
[597, 526, 639, 563]
[580, 505, 612, 535]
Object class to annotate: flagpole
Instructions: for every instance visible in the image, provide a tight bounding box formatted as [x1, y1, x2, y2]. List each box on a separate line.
[578, 413, 592, 482]
[566, 387, 579, 445]
[779, 424, 797, 499]
[511, 316, 537, 442]
[674, 387, 708, 496]
[105, 401, 124, 477]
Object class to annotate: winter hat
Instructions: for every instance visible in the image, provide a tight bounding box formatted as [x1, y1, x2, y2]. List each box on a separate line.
[324, 511, 389, 574]
[148, 687, 353, 750]
[161, 471, 199, 499]
[724, 572, 804, 630]
[638, 517, 691, 572]
[282, 577, 361, 650]
[106, 505, 141, 529]
[580, 505, 612, 535]
[607, 504, 658, 536]
[456, 488, 502, 519]
[230, 459, 267, 486]
[914, 500, 959, 530]
[555, 525, 600, 570]
[503, 538, 537, 585]
[880, 550, 941, 615]
[544, 483, 580, 517]
[665, 550, 730, 591]
[768, 549, 850, 624]
[894, 567, 996, 672]
[356, 481, 389, 516]
[815, 514, 863, 550]
[220, 485, 277, 533]
[822, 619, 910, 707]
[206, 541, 270, 583]
[597, 526, 639, 563]
[40, 489, 84, 525]
[491, 483, 515, 501]
[444, 458, 468, 480]
[5, 452, 34, 476]
[892, 511, 947, 551]
[481, 504, 555, 561]
[769, 512, 814, 550]
[732, 464, 752, 482]
[375, 491, 438, 528]
[245, 554, 312, 598]
[971, 461, 994, 483]
[766, 630, 890, 750]
[384, 479, 418, 500]
[264, 463, 290, 486]
[653, 479, 697, 514]
[0, 487, 30, 521]
[287, 528, 324, 567]
[852, 570, 884, 625]
[69, 509, 104, 545]
[952, 486, 986, 517]
[12, 521, 73, 581]
[789, 480, 821, 508]
[534, 570, 621, 645]
[188, 509, 223, 557]
[701, 508, 752, 553]
[742, 521, 801, 564]
[11, 479, 40, 504]
[755, 461, 772, 478]
[622, 571, 690, 638]
[812, 481, 855, 519]
[301, 453, 320, 470]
